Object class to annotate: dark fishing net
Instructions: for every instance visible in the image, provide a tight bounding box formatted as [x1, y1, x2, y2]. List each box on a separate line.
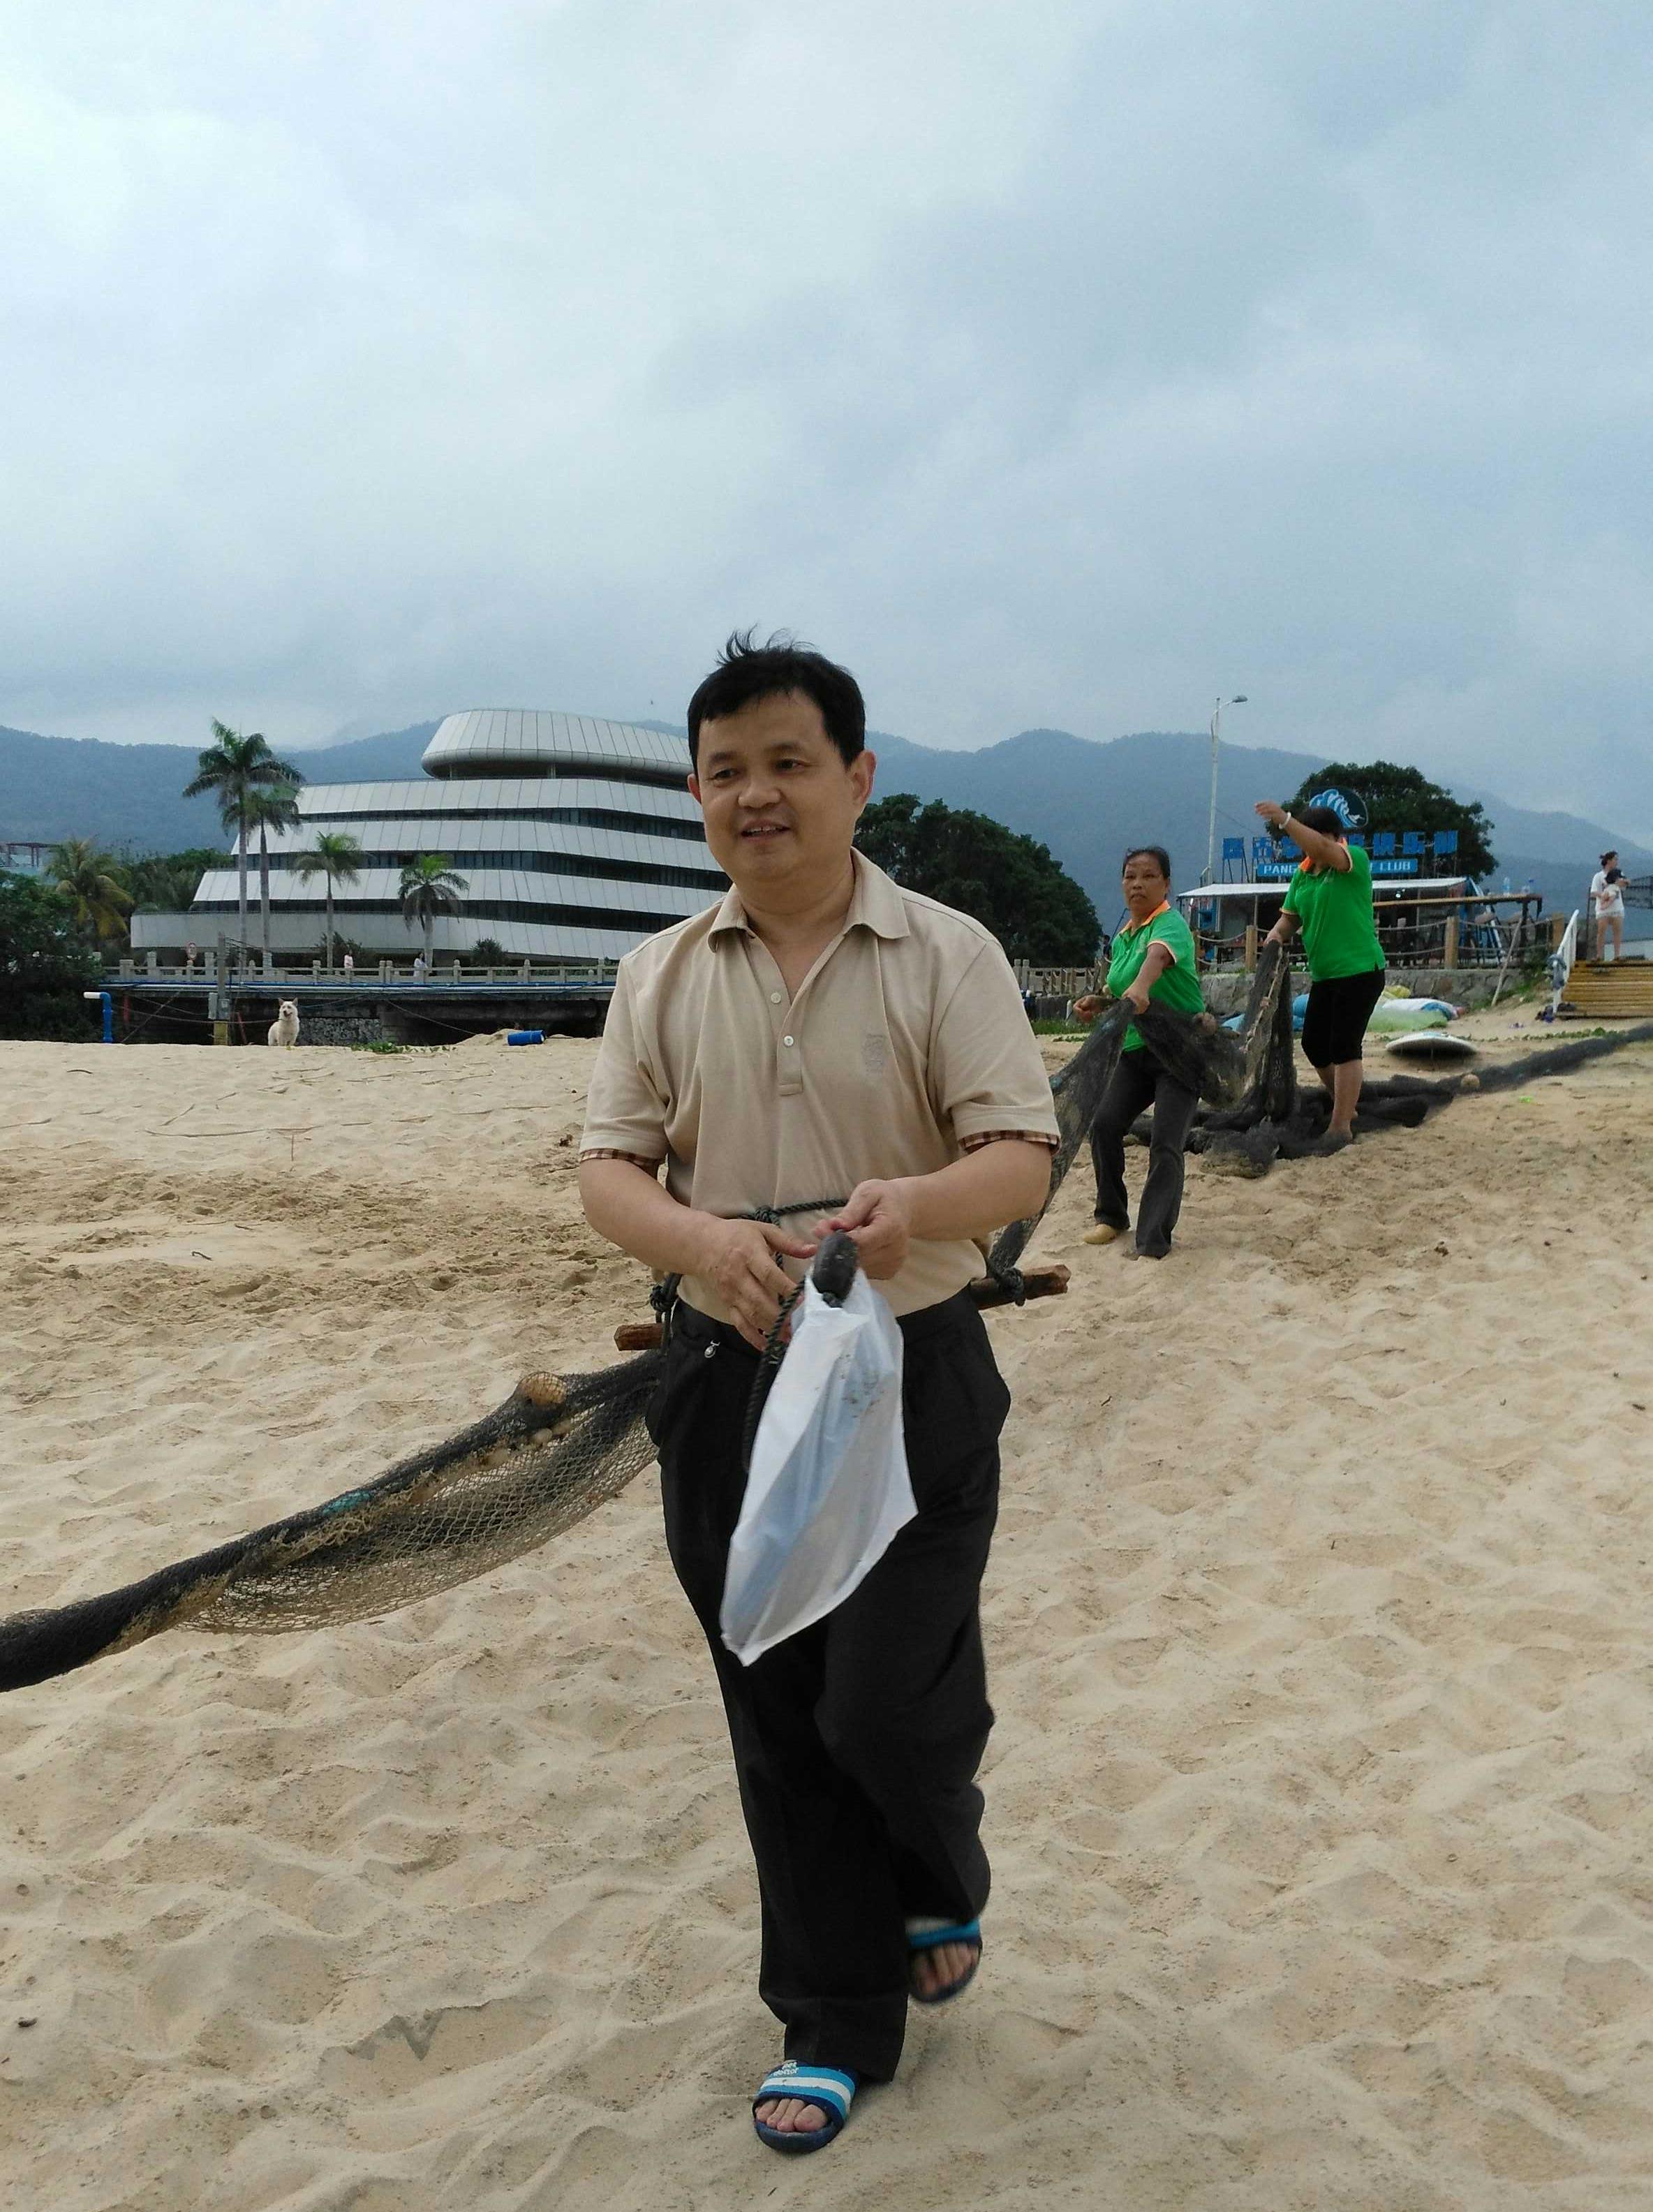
[4, 978, 1643, 1693]
[1472, 1022, 1653, 1089]
[988, 942, 1297, 1275]
[1164, 1001, 1653, 1179]
[0, 1359, 661, 1691]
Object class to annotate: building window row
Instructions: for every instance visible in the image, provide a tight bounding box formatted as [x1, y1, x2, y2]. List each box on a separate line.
[430, 760, 688, 792]
[253, 848, 726, 892]
[303, 804, 708, 845]
[185, 895, 695, 935]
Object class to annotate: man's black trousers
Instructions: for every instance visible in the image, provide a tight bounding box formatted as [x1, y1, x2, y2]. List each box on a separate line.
[647, 1290, 1007, 2084]
[1089, 1044, 1199, 1257]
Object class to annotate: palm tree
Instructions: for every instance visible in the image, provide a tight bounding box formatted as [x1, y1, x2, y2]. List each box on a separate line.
[292, 831, 364, 971]
[398, 854, 469, 970]
[181, 721, 304, 959]
[47, 839, 134, 943]
[243, 784, 304, 961]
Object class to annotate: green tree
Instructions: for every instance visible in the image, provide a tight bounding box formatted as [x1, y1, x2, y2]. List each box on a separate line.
[470, 936, 509, 964]
[0, 869, 101, 1038]
[1285, 760, 1496, 877]
[243, 783, 304, 959]
[181, 721, 305, 956]
[46, 837, 134, 943]
[123, 848, 229, 913]
[398, 854, 469, 968]
[291, 830, 364, 972]
[855, 794, 1100, 963]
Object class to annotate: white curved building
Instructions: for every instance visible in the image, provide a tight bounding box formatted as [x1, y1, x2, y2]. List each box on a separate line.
[161, 710, 725, 962]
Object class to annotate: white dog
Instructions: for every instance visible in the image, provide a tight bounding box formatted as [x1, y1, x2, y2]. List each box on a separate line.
[267, 1000, 301, 1048]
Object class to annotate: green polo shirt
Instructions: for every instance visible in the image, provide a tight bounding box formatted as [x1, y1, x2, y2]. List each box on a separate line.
[1106, 906, 1204, 1051]
[1282, 841, 1386, 982]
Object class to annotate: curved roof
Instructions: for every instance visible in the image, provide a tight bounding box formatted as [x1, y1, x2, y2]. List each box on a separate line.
[423, 709, 690, 782]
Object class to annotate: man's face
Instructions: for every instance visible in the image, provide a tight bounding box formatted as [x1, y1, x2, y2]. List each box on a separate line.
[690, 691, 874, 902]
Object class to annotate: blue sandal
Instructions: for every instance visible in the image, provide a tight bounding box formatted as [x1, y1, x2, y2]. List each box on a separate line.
[905, 1916, 982, 2005]
[751, 2062, 857, 2154]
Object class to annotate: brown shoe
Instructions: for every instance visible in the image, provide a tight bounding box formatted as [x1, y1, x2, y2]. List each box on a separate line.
[1083, 1223, 1122, 1246]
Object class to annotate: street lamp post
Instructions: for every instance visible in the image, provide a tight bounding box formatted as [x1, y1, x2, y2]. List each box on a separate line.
[1204, 694, 1249, 883]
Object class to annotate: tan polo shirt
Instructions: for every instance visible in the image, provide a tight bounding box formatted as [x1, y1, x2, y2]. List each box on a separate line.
[580, 853, 1060, 1320]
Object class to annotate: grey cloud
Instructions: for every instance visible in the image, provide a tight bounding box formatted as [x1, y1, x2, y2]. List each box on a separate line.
[3, 1, 1652, 839]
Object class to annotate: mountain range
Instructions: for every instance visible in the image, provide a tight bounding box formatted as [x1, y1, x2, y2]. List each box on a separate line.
[0, 722, 441, 855]
[1, 715, 1640, 935]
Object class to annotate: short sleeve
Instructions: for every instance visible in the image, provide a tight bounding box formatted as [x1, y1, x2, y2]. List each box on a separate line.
[930, 940, 1062, 1148]
[1282, 872, 1303, 914]
[579, 958, 669, 1162]
[1152, 913, 1196, 966]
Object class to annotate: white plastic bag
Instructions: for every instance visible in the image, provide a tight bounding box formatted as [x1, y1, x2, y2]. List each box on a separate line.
[720, 1272, 914, 1666]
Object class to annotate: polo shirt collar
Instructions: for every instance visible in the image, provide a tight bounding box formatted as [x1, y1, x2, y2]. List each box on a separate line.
[708, 851, 910, 943]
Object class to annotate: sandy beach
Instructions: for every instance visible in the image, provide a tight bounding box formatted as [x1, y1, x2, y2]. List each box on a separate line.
[3, 1015, 1651, 2211]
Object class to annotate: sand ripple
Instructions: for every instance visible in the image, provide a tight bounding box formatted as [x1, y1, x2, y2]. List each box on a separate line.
[2, 1029, 1651, 2209]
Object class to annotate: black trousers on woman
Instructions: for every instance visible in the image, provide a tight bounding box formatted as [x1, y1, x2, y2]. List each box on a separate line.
[1090, 1044, 1199, 1257]
[648, 1290, 1007, 2086]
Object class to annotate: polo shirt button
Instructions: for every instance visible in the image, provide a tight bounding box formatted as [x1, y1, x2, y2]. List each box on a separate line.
[769, 991, 783, 1004]
[782, 1035, 795, 1047]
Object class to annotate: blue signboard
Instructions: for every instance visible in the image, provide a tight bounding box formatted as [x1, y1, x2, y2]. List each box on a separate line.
[1255, 856, 1428, 879]
[1249, 826, 1460, 881]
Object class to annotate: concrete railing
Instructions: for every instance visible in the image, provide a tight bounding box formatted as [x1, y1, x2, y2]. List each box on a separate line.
[108, 954, 621, 986]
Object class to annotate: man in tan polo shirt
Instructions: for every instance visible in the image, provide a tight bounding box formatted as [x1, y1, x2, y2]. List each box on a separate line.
[579, 633, 1059, 2157]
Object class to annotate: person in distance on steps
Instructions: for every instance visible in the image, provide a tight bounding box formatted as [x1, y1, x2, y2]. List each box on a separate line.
[1590, 850, 1625, 964]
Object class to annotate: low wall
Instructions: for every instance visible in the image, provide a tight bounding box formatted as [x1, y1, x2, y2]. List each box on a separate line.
[292, 1009, 393, 1047]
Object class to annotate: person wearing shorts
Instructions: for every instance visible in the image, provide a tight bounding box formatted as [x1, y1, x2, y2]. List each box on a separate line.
[1590, 851, 1626, 963]
[1257, 799, 1386, 1146]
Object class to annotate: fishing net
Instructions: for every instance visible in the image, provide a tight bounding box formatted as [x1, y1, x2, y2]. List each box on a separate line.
[0, 1360, 661, 1691]
[1177, 1008, 1653, 1179]
[988, 942, 1296, 1275]
[3, 980, 1645, 1693]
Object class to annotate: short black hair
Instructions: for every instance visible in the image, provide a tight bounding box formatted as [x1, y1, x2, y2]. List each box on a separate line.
[1601, 849, 1618, 866]
[1122, 845, 1172, 880]
[1295, 804, 1348, 839]
[687, 630, 866, 769]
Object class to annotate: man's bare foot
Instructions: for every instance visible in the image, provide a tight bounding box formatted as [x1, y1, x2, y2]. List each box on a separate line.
[755, 2095, 831, 2134]
[752, 2062, 857, 2146]
[910, 1938, 979, 2000]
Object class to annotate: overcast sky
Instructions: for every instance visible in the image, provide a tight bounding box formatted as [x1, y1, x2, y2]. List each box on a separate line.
[5, 2, 1651, 832]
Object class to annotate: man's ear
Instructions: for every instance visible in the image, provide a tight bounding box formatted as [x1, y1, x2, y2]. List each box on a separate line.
[850, 749, 876, 813]
[687, 771, 702, 806]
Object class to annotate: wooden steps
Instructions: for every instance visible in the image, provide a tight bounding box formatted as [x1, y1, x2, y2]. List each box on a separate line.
[1559, 959, 1653, 1019]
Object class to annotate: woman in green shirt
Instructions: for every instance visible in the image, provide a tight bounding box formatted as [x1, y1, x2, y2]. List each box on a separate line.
[1257, 800, 1386, 1146]
[1072, 845, 1206, 1258]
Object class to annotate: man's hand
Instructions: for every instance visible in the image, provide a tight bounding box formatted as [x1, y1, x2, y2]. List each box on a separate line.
[824, 1180, 916, 1281]
[1122, 980, 1152, 1016]
[1072, 991, 1108, 1022]
[697, 1217, 818, 1350]
[1255, 799, 1288, 830]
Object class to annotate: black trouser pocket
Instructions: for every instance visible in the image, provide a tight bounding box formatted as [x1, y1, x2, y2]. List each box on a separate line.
[900, 1302, 1009, 1517]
